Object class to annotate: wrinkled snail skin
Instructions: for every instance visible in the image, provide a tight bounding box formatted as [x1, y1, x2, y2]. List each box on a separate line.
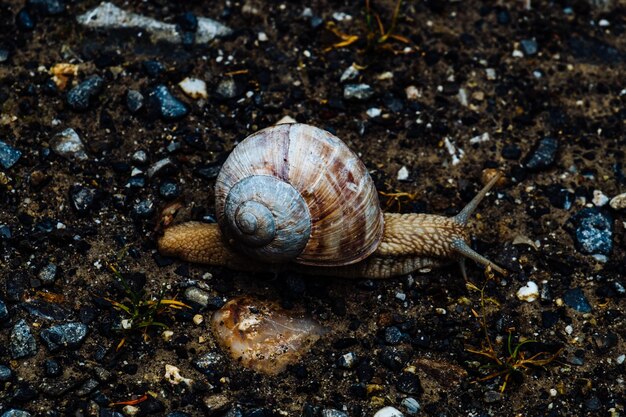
[157, 123, 506, 279]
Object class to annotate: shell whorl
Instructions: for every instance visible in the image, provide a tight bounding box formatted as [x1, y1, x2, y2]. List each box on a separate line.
[215, 123, 384, 266]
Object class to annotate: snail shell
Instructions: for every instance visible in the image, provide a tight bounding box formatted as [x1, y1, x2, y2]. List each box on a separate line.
[215, 123, 384, 266]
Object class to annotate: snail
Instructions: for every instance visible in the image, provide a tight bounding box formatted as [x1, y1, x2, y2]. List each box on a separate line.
[158, 123, 506, 279]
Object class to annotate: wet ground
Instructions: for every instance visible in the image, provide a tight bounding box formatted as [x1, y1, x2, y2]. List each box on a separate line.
[0, 0, 624, 416]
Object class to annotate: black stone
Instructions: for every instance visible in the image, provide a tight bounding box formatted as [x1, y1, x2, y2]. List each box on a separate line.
[0, 140, 22, 169]
[66, 76, 104, 111]
[0, 298, 8, 321]
[40, 322, 88, 352]
[501, 143, 521, 160]
[126, 90, 144, 113]
[396, 372, 422, 395]
[159, 180, 181, 200]
[10, 319, 37, 359]
[16, 8, 36, 31]
[523, 137, 558, 171]
[69, 185, 96, 214]
[0, 225, 11, 239]
[147, 85, 189, 121]
[177, 11, 198, 31]
[142, 60, 165, 77]
[567, 208, 613, 255]
[563, 288, 592, 313]
[126, 175, 146, 189]
[27, 0, 65, 15]
[520, 39, 538, 56]
[384, 326, 405, 345]
[132, 199, 155, 218]
[541, 311, 559, 328]
[0, 364, 13, 381]
[44, 359, 62, 377]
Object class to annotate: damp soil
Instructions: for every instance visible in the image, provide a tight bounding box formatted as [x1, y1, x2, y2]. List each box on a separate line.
[0, 1, 624, 416]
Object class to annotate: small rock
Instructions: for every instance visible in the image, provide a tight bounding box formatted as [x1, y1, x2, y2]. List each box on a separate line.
[66, 75, 104, 111]
[131, 150, 148, 165]
[192, 351, 226, 377]
[0, 140, 22, 169]
[485, 68, 496, 80]
[405, 85, 420, 100]
[159, 180, 181, 200]
[397, 166, 410, 181]
[69, 185, 96, 213]
[563, 288, 592, 313]
[257, 31, 268, 42]
[523, 137, 558, 171]
[27, 0, 65, 15]
[0, 48, 9, 63]
[216, 78, 240, 99]
[40, 322, 88, 352]
[340, 65, 359, 82]
[374, 407, 404, 417]
[147, 157, 175, 177]
[520, 39, 538, 55]
[76, 377, 99, 396]
[0, 299, 8, 321]
[50, 128, 88, 160]
[44, 359, 63, 377]
[567, 208, 613, 255]
[343, 84, 374, 100]
[178, 77, 207, 99]
[16, 9, 36, 31]
[132, 199, 155, 218]
[516, 281, 539, 302]
[1, 410, 32, 417]
[0, 364, 13, 381]
[484, 390, 501, 403]
[384, 326, 405, 345]
[396, 372, 421, 395]
[337, 352, 357, 369]
[609, 193, 626, 210]
[321, 410, 348, 417]
[10, 319, 37, 359]
[401, 398, 421, 415]
[0, 225, 11, 239]
[202, 394, 231, 414]
[126, 90, 144, 113]
[366, 107, 382, 118]
[38, 263, 57, 284]
[592, 190, 609, 207]
[148, 85, 189, 121]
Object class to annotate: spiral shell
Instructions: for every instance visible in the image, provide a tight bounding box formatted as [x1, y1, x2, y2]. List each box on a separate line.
[215, 123, 384, 266]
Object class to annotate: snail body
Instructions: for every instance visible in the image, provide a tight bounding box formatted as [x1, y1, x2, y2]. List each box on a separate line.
[158, 123, 505, 279]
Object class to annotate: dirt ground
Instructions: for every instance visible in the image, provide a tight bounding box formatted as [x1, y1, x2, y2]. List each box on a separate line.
[0, 0, 624, 416]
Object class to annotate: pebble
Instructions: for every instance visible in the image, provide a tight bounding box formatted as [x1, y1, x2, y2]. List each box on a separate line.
[184, 286, 212, 309]
[485, 68, 496, 80]
[69, 185, 96, 213]
[37, 263, 57, 284]
[321, 410, 348, 417]
[192, 351, 226, 377]
[516, 281, 539, 302]
[563, 288, 592, 313]
[147, 157, 175, 177]
[520, 39, 538, 55]
[178, 77, 207, 99]
[44, 359, 63, 377]
[143, 60, 166, 77]
[340, 65, 359, 82]
[523, 137, 558, 171]
[592, 190, 609, 207]
[132, 199, 155, 218]
[567, 208, 613, 255]
[66, 75, 104, 111]
[40, 322, 88, 352]
[0, 364, 12, 381]
[216, 78, 240, 99]
[384, 326, 405, 345]
[131, 150, 148, 165]
[0, 48, 9, 62]
[27, 0, 65, 15]
[1, 410, 32, 417]
[159, 180, 181, 200]
[0, 225, 11, 240]
[148, 85, 189, 121]
[0, 299, 8, 321]
[374, 407, 404, 417]
[257, 31, 268, 42]
[405, 85, 420, 100]
[366, 107, 382, 118]
[397, 166, 409, 181]
[609, 193, 626, 210]
[16, 9, 36, 31]
[396, 372, 421, 394]
[338, 352, 357, 369]
[77, 2, 232, 44]
[10, 319, 37, 359]
[126, 90, 144, 113]
[401, 398, 421, 415]
[0, 140, 22, 169]
[343, 84, 374, 100]
[50, 128, 88, 160]
[484, 390, 501, 403]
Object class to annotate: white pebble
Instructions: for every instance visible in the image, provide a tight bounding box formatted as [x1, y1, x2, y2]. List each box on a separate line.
[395, 292, 406, 301]
[469, 132, 490, 144]
[609, 193, 626, 210]
[340, 65, 359, 82]
[193, 314, 204, 325]
[162, 330, 174, 342]
[374, 406, 404, 417]
[517, 281, 539, 302]
[565, 325, 573, 335]
[397, 166, 410, 181]
[592, 190, 609, 207]
[257, 31, 268, 42]
[276, 115, 297, 125]
[178, 77, 207, 99]
[549, 388, 558, 397]
[122, 405, 139, 416]
[367, 107, 382, 118]
[616, 354, 625, 364]
[405, 85, 420, 100]
[486, 68, 496, 80]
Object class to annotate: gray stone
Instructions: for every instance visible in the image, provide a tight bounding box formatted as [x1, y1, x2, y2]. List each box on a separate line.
[10, 319, 37, 359]
[40, 322, 88, 352]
